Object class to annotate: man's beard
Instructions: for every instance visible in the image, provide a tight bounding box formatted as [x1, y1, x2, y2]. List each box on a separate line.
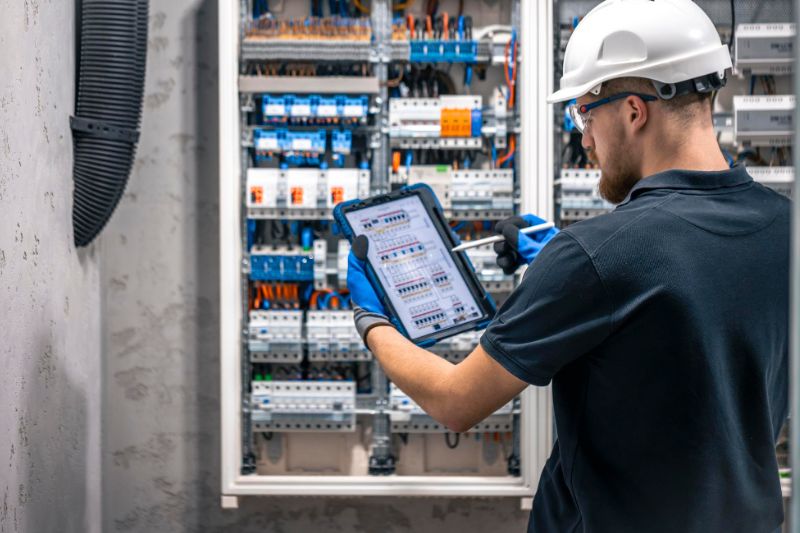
[594, 132, 641, 204]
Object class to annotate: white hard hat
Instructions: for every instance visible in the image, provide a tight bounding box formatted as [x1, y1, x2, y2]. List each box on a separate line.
[548, 0, 732, 103]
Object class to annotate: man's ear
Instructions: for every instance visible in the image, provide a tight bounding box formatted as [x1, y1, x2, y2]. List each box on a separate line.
[625, 95, 649, 132]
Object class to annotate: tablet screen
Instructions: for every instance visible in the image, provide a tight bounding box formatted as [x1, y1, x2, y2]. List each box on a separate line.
[344, 194, 484, 340]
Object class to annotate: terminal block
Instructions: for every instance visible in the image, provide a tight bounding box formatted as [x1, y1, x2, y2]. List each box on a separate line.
[306, 310, 371, 361]
[451, 169, 514, 211]
[331, 130, 353, 155]
[734, 23, 795, 74]
[246, 168, 370, 210]
[389, 96, 482, 140]
[261, 94, 369, 122]
[556, 168, 615, 221]
[748, 165, 794, 198]
[250, 245, 314, 282]
[389, 384, 513, 433]
[254, 128, 328, 154]
[251, 380, 357, 433]
[409, 39, 478, 63]
[396, 166, 512, 212]
[733, 95, 795, 146]
[396, 165, 453, 210]
[248, 310, 304, 363]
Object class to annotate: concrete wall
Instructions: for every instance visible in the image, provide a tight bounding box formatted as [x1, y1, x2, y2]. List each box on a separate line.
[0, 1, 103, 532]
[100, 1, 530, 531]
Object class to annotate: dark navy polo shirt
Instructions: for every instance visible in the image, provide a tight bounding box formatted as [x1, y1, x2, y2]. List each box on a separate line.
[481, 165, 790, 533]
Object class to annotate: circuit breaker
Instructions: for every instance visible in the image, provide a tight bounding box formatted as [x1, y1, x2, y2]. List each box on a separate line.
[219, 0, 554, 504]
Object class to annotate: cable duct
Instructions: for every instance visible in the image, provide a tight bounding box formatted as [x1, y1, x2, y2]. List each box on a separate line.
[70, 0, 148, 247]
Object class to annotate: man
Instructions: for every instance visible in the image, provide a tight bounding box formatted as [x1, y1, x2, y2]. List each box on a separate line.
[347, 0, 790, 531]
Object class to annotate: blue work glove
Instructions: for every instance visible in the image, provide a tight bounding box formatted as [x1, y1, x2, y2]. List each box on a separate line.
[347, 235, 395, 345]
[493, 214, 559, 275]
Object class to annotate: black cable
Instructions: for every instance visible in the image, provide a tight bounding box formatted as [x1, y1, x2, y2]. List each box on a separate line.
[445, 432, 460, 449]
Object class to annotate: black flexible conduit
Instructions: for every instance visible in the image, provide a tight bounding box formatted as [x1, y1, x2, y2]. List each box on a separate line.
[71, 0, 148, 247]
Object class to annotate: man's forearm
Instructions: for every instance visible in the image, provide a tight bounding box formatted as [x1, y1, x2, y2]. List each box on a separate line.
[365, 325, 461, 429]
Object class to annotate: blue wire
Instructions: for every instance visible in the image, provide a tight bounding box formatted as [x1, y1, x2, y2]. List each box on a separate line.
[319, 292, 329, 310]
[491, 142, 497, 167]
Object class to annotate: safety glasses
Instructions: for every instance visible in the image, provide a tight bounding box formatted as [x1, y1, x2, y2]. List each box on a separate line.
[567, 92, 658, 133]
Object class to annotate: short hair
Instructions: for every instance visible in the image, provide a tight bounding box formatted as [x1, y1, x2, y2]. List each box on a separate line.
[597, 77, 713, 123]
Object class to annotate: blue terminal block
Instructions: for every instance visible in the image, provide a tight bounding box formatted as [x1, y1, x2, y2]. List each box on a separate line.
[410, 40, 478, 63]
[260, 94, 369, 121]
[283, 129, 327, 154]
[287, 95, 313, 118]
[342, 96, 369, 119]
[253, 128, 281, 152]
[316, 95, 340, 118]
[250, 251, 314, 282]
[470, 109, 483, 138]
[332, 130, 353, 155]
[262, 95, 288, 119]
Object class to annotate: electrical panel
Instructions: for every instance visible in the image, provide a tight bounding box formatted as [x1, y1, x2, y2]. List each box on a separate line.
[220, 0, 550, 504]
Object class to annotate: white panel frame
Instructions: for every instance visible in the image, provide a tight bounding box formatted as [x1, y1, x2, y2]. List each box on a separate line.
[219, 0, 554, 500]
[518, 0, 556, 494]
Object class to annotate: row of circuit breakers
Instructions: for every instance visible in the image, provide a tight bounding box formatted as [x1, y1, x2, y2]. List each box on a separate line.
[557, 23, 797, 222]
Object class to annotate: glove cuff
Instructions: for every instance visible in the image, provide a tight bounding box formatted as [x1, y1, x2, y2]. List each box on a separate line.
[354, 306, 395, 347]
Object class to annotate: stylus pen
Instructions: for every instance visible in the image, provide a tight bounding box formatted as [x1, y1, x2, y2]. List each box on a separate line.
[450, 222, 555, 252]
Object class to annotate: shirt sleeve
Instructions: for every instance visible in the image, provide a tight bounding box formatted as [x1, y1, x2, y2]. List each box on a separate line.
[480, 231, 613, 386]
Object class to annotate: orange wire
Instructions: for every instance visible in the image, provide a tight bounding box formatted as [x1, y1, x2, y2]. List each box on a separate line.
[425, 15, 432, 38]
[253, 284, 262, 310]
[407, 14, 415, 37]
[442, 12, 449, 40]
[496, 135, 516, 167]
[503, 38, 519, 109]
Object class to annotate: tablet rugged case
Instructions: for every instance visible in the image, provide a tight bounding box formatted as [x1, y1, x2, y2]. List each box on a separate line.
[333, 183, 496, 347]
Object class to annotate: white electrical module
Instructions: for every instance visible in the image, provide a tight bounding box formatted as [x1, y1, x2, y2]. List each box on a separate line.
[735, 23, 795, 74]
[748, 166, 795, 198]
[733, 95, 795, 146]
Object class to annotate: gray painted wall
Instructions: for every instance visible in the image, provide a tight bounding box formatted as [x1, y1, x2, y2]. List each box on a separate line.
[0, 1, 103, 532]
[100, 1, 530, 531]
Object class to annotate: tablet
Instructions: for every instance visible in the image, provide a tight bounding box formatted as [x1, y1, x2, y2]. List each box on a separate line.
[334, 184, 496, 346]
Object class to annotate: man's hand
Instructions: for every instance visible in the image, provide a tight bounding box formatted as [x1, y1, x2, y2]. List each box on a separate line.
[347, 235, 396, 346]
[494, 214, 559, 275]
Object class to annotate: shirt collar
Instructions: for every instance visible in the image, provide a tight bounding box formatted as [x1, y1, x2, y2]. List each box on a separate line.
[618, 165, 753, 206]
